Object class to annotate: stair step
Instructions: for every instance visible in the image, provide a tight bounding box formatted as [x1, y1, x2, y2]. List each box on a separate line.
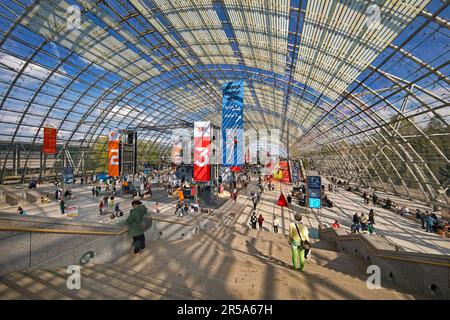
[1, 272, 71, 300]
[94, 264, 211, 300]
[0, 280, 29, 299]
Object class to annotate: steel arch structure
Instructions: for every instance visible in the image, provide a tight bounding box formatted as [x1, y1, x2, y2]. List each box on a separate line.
[0, 0, 448, 207]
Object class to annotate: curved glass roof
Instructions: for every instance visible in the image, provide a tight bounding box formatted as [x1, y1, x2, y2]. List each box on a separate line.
[0, 0, 448, 205]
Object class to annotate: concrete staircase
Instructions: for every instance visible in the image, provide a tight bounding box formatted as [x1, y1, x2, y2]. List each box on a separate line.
[0, 220, 423, 299]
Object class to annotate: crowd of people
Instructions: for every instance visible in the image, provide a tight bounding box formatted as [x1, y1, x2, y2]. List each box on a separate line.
[351, 211, 375, 234]
[14, 168, 449, 267]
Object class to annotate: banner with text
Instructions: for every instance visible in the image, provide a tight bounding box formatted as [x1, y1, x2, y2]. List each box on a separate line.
[222, 81, 244, 166]
[108, 130, 120, 177]
[193, 121, 211, 182]
[43, 127, 57, 154]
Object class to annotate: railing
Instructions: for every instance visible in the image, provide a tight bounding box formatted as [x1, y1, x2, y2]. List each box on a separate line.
[379, 234, 404, 251]
[321, 227, 450, 268]
[0, 225, 128, 236]
[0, 210, 218, 236]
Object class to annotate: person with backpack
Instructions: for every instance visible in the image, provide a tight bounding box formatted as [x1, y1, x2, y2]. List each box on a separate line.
[289, 213, 310, 271]
[120, 200, 148, 254]
[250, 212, 257, 229]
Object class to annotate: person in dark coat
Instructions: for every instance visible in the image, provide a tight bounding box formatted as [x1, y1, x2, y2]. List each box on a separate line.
[287, 194, 292, 205]
[120, 200, 148, 254]
[368, 209, 375, 225]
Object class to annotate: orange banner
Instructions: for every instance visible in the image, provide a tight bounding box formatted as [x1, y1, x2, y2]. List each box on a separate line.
[42, 127, 57, 154]
[108, 140, 120, 177]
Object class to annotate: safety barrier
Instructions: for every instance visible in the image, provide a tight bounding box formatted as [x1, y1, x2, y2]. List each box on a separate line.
[319, 226, 450, 299]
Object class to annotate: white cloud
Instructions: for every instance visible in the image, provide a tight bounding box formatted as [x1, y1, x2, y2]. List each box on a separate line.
[0, 52, 69, 84]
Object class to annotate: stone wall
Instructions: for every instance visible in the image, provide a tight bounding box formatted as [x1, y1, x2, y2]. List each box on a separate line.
[0, 212, 224, 276]
[319, 227, 450, 299]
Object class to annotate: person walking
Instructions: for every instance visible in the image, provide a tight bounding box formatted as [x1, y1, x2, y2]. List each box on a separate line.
[59, 199, 65, 215]
[109, 196, 115, 210]
[273, 216, 280, 233]
[287, 194, 292, 205]
[99, 200, 104, 215]
[174, 201, 182, 215]
[258, 214, 265, 230]
[368, 209, 375, 225]
[252, 193, 257, 210]
[250, 212, 257, 229]
[91, 187, 96, 197]
[289, 213, 310, 271]
[155, 202, 161, 215]
[425, 213, 435, 233]
[122, 200, 148, 254]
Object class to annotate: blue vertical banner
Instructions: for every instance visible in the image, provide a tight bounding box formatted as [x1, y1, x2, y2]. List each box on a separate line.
[222, 81, 244, 167]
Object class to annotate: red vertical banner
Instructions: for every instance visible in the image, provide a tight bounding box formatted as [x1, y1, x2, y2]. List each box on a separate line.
[193, 121, 211, 182]
[108, 130, 120, 177]
[42, 127, 57, 154]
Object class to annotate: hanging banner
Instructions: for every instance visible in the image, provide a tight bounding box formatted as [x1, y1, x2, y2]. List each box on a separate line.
[42, 127, 57, 154]
[222, 81, 244, 167]
[193, 121, 211, 182]
[272, 161, 291, 183]
[292, 163, 300, 184]
[108, 130, 120, 177]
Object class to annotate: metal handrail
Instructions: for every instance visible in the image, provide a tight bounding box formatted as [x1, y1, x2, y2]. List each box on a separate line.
[0, 225, 128, 236]
[0, 210, 215, 235]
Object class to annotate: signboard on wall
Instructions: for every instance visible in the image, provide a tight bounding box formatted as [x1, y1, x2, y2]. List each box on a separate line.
[222, 81, 244, 167]
[193, 121, 211, 182]
[108, 130, 120, 177]
[42, 127, 57, 154]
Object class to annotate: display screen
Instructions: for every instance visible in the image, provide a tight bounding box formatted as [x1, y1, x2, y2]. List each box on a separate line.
[309, 198, 321, 209]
